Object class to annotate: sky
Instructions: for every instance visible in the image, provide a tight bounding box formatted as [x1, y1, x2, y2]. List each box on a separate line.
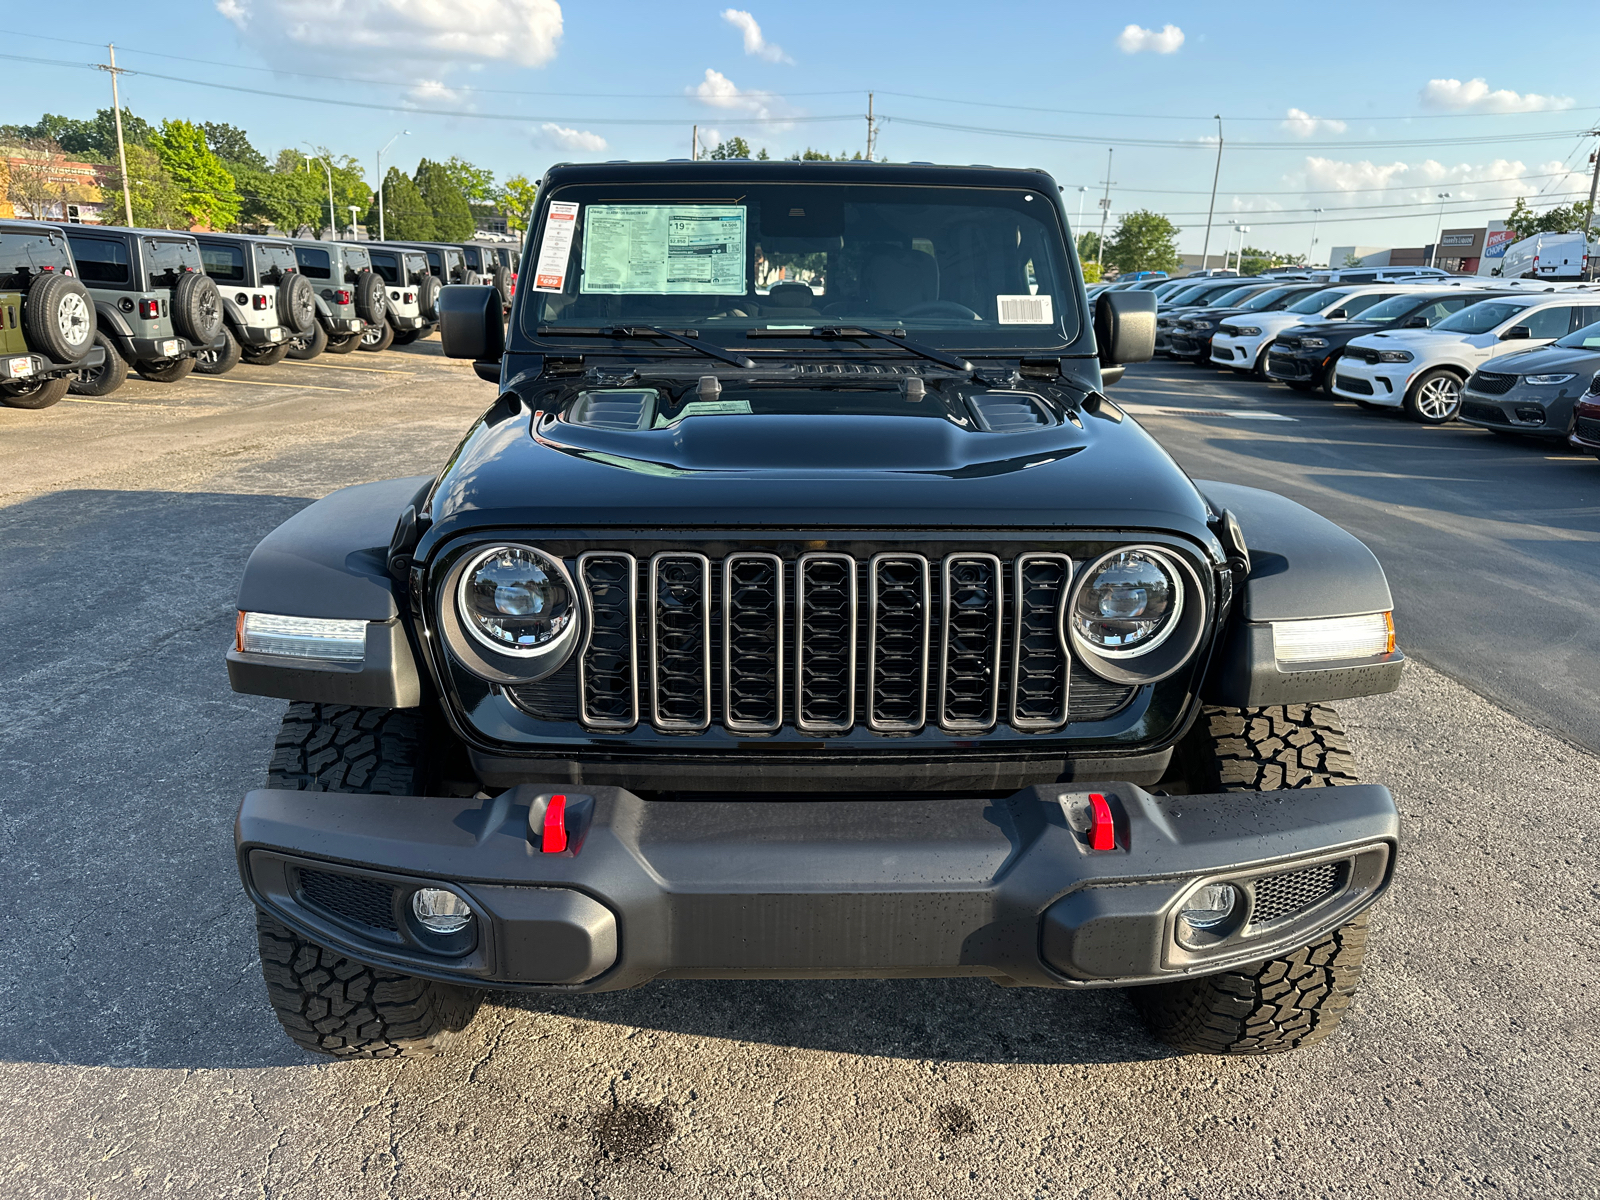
[4, 0, 1597, 264]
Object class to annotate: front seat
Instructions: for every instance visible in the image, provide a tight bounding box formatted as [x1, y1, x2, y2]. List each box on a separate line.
[862, 246, 939, 313]
[760, 281, 819, 317]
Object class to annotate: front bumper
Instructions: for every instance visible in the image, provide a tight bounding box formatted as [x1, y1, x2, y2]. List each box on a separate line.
[1265, 347, 1331, 384]
[1458, 384, 1580, 437]
[1168, 330, 1213, 358]
[1330, 356, 1405, 407]
[237, 781, 1398, 993]
[1569, 397, 1600, 452]
[1209, 332, 1270, 369]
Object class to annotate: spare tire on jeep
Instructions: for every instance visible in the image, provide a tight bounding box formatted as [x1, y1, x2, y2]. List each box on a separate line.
[25, 273, 96, 363]
[172, 271, 223, 345]
[416, 274, 442, 321]
[354, 271, 387, 325]
[491, 263, 512, 306]
[277, 272, 316, 335]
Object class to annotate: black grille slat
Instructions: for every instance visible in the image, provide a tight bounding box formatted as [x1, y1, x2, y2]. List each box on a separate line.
[1576, 415, 1600, 441]
[1010, 554, 1072, 730]
[1467, 371, 1516, 396]
[578, 552, 638, 729]
[868, 553, 930, 732]
[795, 553, 858, 732]
[1249, 861, 1345, 927]
[939, 554, 1003, 732]
[1336, 374, 1374, 395]
[299, 870, 400, 932]
[723, 553, 783, 732]
[650, 553, 711, 731]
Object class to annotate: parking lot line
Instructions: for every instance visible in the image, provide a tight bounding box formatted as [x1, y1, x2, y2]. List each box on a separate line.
[59, 397, 185, 408]
[271, 361, 416, 375]
[190, 378, 351, 393]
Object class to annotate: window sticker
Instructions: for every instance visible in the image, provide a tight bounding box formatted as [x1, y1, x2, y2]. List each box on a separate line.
[581, 205, 747, 295]
[533, 201, 580, 292]
[996, 294, 1054, 324]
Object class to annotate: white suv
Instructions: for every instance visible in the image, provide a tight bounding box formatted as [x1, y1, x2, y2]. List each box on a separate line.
[1331, 292, 1600, 423]
[1208, 285, 1410, 376]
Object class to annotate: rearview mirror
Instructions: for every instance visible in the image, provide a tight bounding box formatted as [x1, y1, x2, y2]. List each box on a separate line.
[1502, 324, 1532, 340]
[1095, 290, 1156, 370]
[439, 284, 505, 367]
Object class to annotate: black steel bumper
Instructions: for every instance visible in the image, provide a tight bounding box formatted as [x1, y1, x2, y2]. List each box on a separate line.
[238, 324, 289, 347]
[237, 782, 1398, 993]
[0, 345, 104, 381]
[391, 313, 428, 331]
[126, 334, 194, 361]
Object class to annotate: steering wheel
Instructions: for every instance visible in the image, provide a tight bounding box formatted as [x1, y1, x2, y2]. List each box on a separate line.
[900, 300, 982, 320]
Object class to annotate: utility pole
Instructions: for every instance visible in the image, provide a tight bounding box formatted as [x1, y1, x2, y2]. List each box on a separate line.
[692, 125, 699, 161]
[865, 92, 878, 160]
[303, 144, 336, 239]
[1200, 115, 1223, 271]
[1582, 130, 1600, 279]
[1076, 186, 1088, 256]
[347, 205, 360, 238]
[1096, 148, 1114, 268]
[1308, 207, 1324, 265]
[96, 45, 134, 226]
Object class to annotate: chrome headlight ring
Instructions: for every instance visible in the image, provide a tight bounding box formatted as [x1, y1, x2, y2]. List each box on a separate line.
[440, 544, 584, 684]
[1063, 545, 1208, 686]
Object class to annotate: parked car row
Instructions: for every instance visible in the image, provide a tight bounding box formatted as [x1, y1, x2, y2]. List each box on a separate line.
[0, 217, 518, 409]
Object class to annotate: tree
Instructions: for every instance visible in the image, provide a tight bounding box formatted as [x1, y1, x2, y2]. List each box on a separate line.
[103, 143, 183, 228]
[1343, 251, 1364, 267]
[1504, 196, 1595, 242]
[1076, 231, 1102, 263]
[1081, 261, 1103, 284]
[366, 167, 436, 240]
[414, 158, 474, 239]
[1, 109, 150, 161]
[443, 156, 496, 204]
[502, 174, 538, 233]
[1237, 247, 1305, 276]
[203, 123, 267, 171]
[147, 119, 240, 229]
[1105, 210, 1181, 275]
[4, 137, 98, 220]
[234, 163, 324, 232]
[786, 148, 868, 161]
[706, 137, 752, 160]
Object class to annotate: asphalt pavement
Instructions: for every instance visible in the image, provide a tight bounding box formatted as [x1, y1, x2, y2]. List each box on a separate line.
[1, 345, 1596, 1198]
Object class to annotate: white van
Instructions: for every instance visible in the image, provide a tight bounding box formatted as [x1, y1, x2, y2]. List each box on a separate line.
[1494, 232, 1597, 282]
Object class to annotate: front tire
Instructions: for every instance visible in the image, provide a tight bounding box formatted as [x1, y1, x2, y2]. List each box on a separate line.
[1403, 368, 1464, 424]
[1133, 704, 1370, 1055]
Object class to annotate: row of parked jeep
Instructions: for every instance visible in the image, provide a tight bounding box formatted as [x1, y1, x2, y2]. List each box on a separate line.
[0, 219, 518, 408]
[1148, 270, 1600, 453]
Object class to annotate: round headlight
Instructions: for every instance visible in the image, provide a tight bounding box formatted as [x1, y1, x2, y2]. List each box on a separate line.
[458, 545, 576, 656]
[1069, 548, 1183, 657]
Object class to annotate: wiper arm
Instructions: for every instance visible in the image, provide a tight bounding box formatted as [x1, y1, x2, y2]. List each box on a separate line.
[746, 325, 972, 372]
[537, 325, 754, 369]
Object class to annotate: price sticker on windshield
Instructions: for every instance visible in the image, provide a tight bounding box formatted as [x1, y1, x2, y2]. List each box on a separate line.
[997, 295, 1055, 324]
[533, 202, 580, 292]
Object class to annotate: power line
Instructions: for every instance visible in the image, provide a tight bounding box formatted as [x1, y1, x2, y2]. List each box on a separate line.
[1055, 171, 1582, 197]
[1151, 187, 1595, 220]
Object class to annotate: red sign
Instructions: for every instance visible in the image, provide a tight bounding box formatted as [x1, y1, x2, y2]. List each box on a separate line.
[1484, 229, 1518, 258]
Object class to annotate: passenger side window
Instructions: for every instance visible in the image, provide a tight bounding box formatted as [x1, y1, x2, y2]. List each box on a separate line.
[66, 236, 130, 286]
[1569, 305, 1600, 333]
[1520, 306, 1572, 339]
[1341, 292, 1400, 317]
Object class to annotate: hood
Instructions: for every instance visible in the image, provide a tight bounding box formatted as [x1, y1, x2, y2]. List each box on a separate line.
[420, 395, 1214, 547]
[1477, 344, 1600, 375]
[1347, 328, 1467, 350]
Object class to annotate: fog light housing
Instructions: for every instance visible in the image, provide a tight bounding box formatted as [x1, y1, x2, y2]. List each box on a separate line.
[1180, 882, 1238, 930]
[1514, 406, 1546, 425]
[412, 888, 473, 935]
[1272, 612, 1394, 664]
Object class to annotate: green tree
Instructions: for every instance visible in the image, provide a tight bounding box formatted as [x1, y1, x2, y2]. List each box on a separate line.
[366, 166, 436, 240]
[1505, 196, 1595, 241]
[0, 108, 150, 161]
[785, 148, 868, 161]
[502, 174, 538, 233]
[1105, 210, 1181, 275]
[443, 156, 496, 204]
[1076, 231, 1102, 263]
[203, 122, 267, 170]
[706, 136, 752, 159]
[1343, 251, 1364, 268]
[148, 119, 240, 229]
[103, 143, 183, 228]
[414, 158, 474, 239]
[1237, 247, 1305, 276]
[1081, 261, 1103, 284]
[234, 163, 324, 232]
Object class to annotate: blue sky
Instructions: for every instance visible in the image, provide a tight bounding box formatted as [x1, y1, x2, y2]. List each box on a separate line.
[4, 0, 1596, 262]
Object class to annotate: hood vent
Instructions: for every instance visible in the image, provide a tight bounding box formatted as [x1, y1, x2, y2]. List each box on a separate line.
[797, 362, 918, 376]
[567, 388, 658, 430]
[967, 391, 1053, 433]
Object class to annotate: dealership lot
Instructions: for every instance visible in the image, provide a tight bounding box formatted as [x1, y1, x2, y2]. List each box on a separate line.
[1, 356, 1596, 1198]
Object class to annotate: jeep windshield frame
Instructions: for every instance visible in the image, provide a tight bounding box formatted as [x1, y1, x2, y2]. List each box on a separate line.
[519, 175, 1083, 360]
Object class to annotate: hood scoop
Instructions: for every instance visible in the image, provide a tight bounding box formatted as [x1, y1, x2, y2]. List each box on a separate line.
[567, 388, 658, 431]
[967, 390, 1054, 433]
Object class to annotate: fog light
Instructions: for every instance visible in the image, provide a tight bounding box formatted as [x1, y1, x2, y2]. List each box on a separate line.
[1514, 406, 1546, 425]
[412, 888, 473, 934]
[1272, 612, 1394, 664]
[1178, 883, 1239, 944]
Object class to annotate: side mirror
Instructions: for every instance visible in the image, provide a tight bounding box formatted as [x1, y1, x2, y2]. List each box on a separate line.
[1403, 315, 1430, 328]
[439, 284, 505, 366]
[1502, 324, 1532, 340]
[1327, 308, 1349, 319]
[1095, 289, 1156, 368]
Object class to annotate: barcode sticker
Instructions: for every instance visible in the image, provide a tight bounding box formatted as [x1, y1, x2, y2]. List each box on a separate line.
[996, 294, 1054, 324]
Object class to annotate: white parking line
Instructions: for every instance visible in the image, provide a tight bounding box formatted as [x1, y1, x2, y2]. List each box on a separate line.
[272, 361, 416, 375]
[1119, 402, 1296, 422]
[188, 378, 351, 393]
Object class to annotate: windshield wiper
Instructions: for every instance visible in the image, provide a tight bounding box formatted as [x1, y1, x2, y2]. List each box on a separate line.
[746, 325, 972, 372]
[537, 325, 754, 369]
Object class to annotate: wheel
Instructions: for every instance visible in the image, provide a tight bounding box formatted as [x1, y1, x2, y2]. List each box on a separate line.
[322, 331, 360, 355]
[1403, 369, 1464, 424]
[360, 320, 395, 352]
[134, 356, 195, 383]
[393, 328, 423, 345]
[240, 342, 290, 366]
[0, 374, 71, 409]
[254, 703, 482, 1059]
[69, 331, 129, 397]
[23, 272, 96, 362]
[171, 271, 224, 345]
[277, 273, 317, 336]
[416, 274, 442, 322]
[1133, 705, 1371, 1056]
[354, 271, 388, 326]
[194, 328, 242, 375]
[491, 263, 512, 307]
[286, 321, 328, 360]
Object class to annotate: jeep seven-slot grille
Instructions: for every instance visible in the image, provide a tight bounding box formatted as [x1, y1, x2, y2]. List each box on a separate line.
[554, 549, 1132, 736]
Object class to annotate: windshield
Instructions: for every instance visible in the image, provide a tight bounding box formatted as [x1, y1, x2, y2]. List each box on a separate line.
[1359, 293, 1443, 322]
[1435, 300, 1532, 334]
[1555, 319, 1600, 349]
[1288, 287, 1354, 314]
[525, 181, 1079, 351]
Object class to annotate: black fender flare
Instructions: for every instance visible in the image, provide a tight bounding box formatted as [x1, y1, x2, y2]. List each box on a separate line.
[1196, 481, 1404, 707]
[93, 301, 136, 360]
[227, 476, 433, 708]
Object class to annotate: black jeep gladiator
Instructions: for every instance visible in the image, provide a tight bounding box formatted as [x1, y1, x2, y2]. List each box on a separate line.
[229, 161, 1404, 1060]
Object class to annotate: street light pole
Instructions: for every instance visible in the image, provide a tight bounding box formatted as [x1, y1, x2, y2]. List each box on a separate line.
[376, 130, 409, 242]
[1200, 115, 1223, 271]
[303, 144, 336, 240]
[1309, 207, 1324, 265]
[1430, 192, 1452, 269]
[1096, 148, 1114, 268]
[1076, 186, 1088, 255]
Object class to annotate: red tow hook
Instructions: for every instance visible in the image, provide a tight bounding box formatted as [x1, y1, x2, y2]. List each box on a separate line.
[541, 794, 569, 853]
[1088, 792, 1116, 851]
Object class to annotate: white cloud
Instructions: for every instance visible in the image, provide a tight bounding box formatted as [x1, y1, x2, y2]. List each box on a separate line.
[721, 9, 790, 63]
[540, 123, 607, 153]
[217, 0, 562, 69]
[1116, 24, 1184, 54]
[1420, 78, 1573, 114]
[1289, 156, 1584, 211]
[408, 80, 466, 106]
[1282, 108, 1347, 137]
[690, 68, 783, 122]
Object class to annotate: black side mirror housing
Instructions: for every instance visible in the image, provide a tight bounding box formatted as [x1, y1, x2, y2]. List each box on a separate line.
[439, 284, 505, 365]
[1403, 315, 1430, 328]
[1327, 308, 1349, 319]
[1095, 290, 1156, 368]
[1502, 324, 1532, 340]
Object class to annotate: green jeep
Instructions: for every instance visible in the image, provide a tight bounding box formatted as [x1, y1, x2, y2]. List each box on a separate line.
[0, 220, 102, 410]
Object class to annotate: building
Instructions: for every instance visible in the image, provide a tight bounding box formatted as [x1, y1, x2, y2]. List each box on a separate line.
[0, 147, 108, 223]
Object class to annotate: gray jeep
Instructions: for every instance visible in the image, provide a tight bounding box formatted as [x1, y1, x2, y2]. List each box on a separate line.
[360, 243, 434, 351]
[0, 219, 103, 409]
[290, 241, 387, 359]
[194, 233, 317, 374]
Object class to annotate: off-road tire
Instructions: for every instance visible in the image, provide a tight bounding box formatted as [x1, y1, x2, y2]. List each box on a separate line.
[69, 331, 129, 396]
[416, 274, 442, 321]
[360, 320, 395, 353]
[255, 910, 480, 1059]
[267, 702, 428, 794]
[323, 331, 360, 355]
[195, 328, 242, 375]
[1135, 704, 1368, 1055]
[354, 271, 387, 325]
[172, 271, 224, 344]
[134, 356, 195, 383]
[491, 263, 512, 306]
[287, 320, 327, 360]
[1403, 368, 1465, 425]
[0, 373, 71, 409]
[241, 342, 290, 366]
[24, 272, 96, 362]
[277, 273, 316, 335]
